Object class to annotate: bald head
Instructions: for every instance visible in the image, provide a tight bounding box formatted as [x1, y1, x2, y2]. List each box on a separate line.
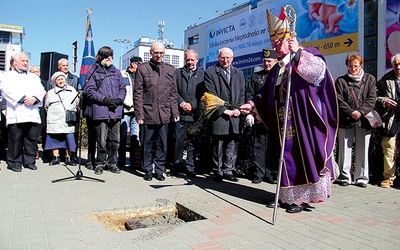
[150, 42, 165, 63]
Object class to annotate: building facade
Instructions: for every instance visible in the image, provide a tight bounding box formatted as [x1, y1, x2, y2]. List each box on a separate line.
[0, 24, 24, 72]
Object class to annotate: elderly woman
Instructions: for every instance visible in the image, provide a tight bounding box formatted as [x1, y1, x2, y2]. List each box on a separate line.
[45, 72, 79, 166]
[335, 54, 377, 188]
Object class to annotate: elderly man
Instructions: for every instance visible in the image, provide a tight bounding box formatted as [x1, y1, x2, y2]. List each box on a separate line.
[47, 58, 79, 91]
[169, 49, 205, 177]
[1, 52, 46, 172]
[83, 46, 126, 175]
[376, 53, 400, 188]
[205, 47, 245, 182]
[245, 48, 278, 184]
[241, 7, 338, 213]
[133, 42, 179, 181]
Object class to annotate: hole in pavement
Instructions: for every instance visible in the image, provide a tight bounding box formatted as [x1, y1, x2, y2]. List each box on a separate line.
[88, 199, 206, 232]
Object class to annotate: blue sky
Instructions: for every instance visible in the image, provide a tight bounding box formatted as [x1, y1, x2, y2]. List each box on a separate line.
[1, 0, 241, 74]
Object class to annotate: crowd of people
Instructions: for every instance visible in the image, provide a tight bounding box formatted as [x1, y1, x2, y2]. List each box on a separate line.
[0, 6, 399, 215]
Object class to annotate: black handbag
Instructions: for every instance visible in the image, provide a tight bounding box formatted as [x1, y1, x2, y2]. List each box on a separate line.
[57, 92, 78, 126]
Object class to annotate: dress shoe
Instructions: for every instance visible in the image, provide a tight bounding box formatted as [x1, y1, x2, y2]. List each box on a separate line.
[85, 162, 94, 170]
[286, 204, 305, 213]
[225, 174, 239, 182]
[338, 181, 349, 186]
[266, 200, 279, 208]
[7, 165, 22, 172]
[212, 174, 223, 182]
[94, 165, 104, 175]
[252, 176, 262, 184]
[155, 173, 165, 181]
[143, 172, 153, 181]
[49, 156, 60, 166]
[356, 182, 367, 188]
[107, 165, 121, 174]
[24, 164, 37, 170]
[264, 174, 277, 184]
[186, 171, 197, 178]
[65, 157, 76, 166]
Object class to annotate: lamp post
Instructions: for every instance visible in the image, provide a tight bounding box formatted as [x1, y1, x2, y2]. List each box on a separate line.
[113, 38, 131, 69]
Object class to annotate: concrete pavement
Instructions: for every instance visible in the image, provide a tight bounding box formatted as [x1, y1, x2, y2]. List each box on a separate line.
[0, 157, 399, 250]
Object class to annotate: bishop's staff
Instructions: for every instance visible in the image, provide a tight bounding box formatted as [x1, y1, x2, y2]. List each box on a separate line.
[269, 5, 297, 225]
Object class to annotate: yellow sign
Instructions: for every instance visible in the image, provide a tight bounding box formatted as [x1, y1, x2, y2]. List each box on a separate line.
[301, 33, 358, 56]
[0, 24, 23, 31]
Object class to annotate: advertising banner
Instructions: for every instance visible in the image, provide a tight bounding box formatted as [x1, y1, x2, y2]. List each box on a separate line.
[205, 0, 359, 69]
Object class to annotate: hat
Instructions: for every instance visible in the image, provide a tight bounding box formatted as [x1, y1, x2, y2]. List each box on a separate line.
[266, 7, 291, 41]
[263, 49, 278, 59]
[130, 56, 143, 63]
[51, 71, 66, 83]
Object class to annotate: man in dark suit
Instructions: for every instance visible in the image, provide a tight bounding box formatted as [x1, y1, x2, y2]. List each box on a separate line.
[204, 47, 245, 182]
[245, 49, 278, 184]
[169, 49, 205, 177]
[133, 42, 180, 181]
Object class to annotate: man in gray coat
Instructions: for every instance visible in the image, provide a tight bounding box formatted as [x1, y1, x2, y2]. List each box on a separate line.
[204, 47, 245, 182]
[133, 42, 179, 181]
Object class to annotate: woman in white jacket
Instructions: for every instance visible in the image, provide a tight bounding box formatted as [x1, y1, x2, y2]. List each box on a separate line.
[45, 72, 79, 165]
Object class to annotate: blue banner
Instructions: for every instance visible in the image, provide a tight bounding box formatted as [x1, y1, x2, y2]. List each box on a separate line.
[78, 16, 96, 88]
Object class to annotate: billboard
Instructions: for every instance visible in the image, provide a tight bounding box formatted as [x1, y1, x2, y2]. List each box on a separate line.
[385, 0, 400, 70]
[205, 0, 359, 69]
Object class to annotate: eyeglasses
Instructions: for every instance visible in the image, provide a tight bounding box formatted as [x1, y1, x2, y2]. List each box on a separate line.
[152, 51, 164, 55]
[219, 56, 232, 60]
[347, 65, 360, 69]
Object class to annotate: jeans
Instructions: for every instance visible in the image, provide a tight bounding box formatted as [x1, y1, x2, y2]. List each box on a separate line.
[94, 119, 120, 166]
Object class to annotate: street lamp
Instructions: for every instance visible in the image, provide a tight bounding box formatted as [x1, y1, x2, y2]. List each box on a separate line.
[113, 38, 131, 69]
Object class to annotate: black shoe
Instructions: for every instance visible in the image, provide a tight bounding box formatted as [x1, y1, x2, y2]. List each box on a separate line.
[155, 173, 165, 181]
[65, 157, 76, 166]
[143, 172, 153, 181]
[356, 182, 367, 188]
[286, 204, 305, 213]
[338, 181, 349, 186]
[252, 176, 262, 184]
[186, 171, 197, 178]
[24, 163, 37, 170]
[85, 162, 94, 170]
[212, 174, 223, 182]
[7, 165, 22, 172]
[94, 165, 104, 175]
[266, 200, 279, 208]
[108, 165, 121, 174]
[225, 174, 238, 182]
[264, 174, 277, 184]
[49, 156, 60, 166]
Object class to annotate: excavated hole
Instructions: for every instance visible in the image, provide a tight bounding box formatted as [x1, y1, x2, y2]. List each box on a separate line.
[88, 200, 206, 232]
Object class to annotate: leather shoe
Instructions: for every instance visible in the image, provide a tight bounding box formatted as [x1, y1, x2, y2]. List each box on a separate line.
[264, 175, 277, 184]
[155, 173, 165, 181]
[266, 200, 279, 208]
[212, 174, 223, 182]
[356, 182, 367, 188]
[286, 204, 304, 213]
[186, 171, 197, 178]
[108, 165, 121, 174]
[143, 172, 153, 181]
[225, 174, 239, 182]
[252, 176, 262, 184]
[7, 165, 22, 172]
[94, 165, 104, 175]
[338, 181, 349, 186]
[85, 162, 94, 170]
[24, 163, 37, 170]
[49, 156, 60, 166]
[65, 157, 76, 166]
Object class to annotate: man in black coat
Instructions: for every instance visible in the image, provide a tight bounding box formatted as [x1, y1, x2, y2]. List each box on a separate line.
[204, 47, 245, 182]
[245, 49, 278, 184]
[169, 50, 205, 177]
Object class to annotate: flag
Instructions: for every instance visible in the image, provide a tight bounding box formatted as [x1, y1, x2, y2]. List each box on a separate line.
[78, 13, 96, 89]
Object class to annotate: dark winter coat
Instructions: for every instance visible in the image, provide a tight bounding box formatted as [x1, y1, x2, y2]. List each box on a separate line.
[204, 63, 245, 135]
[175, 66, 205, 122]
[83, 63, 126, 121]
[133, 60, 179, 125]
[335, 72, 377, 128]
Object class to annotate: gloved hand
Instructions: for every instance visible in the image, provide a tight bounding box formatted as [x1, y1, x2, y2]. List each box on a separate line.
[115, 98, 123, 105]
[245, 114, 254, 127]
[103, 97, 113, 106]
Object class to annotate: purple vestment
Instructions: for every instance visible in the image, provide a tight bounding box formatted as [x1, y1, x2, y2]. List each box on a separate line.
[253, 47, 338, 205]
